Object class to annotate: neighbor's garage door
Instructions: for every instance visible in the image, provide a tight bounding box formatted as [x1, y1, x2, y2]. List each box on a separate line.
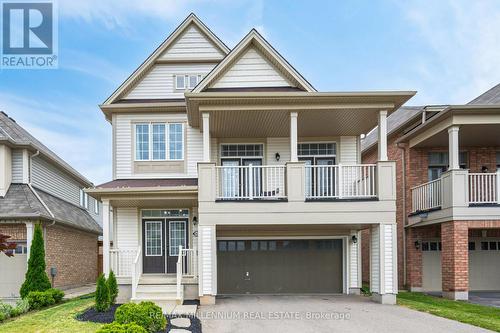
[217, 239, 343, 294]
[0, 251, 27, 298]
[469, 239, 500, 291]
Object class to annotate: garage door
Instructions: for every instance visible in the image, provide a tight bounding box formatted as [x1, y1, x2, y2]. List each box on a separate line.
[0, 250, 27, 298]
[217, 239, 343, 294]
[469, 239, 500, 291]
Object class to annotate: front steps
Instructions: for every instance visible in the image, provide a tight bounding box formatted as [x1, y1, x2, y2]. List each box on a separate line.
[131, 274, 198, 312]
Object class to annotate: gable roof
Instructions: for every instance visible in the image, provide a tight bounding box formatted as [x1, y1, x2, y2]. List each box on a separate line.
[468, 83, 500, 105]
[0, 184, 101, 234]
[0, 111, 93, 186]
[192, 29, 316, 93]
[103, 13, 230, 105]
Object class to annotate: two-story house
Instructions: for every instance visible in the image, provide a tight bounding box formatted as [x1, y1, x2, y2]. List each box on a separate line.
[0, 111, 102, 300]
[362, 84, 500, 301]
[87, 13, 415, 307]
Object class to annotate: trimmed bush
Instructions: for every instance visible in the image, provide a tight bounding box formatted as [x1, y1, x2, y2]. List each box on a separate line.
[0, 312, 5, 322]
[47, 288, 65, 303]
[96, 322, 147, 333]
[115, 301, 166, 333]
[95, 274, 110, 312]
[20, 224, 51, 298]
[0, 302, 13, 320]
[26, 291, 55, 310]
[9, 299, 30, 317]
[108, 270, 118, 305]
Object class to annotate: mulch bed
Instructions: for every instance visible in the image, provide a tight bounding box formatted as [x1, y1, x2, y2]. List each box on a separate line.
[76, 304, 120, 324]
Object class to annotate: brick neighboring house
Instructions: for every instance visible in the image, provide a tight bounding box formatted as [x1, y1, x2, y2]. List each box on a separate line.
[0, 112, 102, 299]
[361, 84, 500, 300]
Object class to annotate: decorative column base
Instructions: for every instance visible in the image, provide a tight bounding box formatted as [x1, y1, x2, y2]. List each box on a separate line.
[200, 295, 216, 305]
[442, 291, 468, 301]
[349, 288, 361, 295]
[371, 293, 396, 305]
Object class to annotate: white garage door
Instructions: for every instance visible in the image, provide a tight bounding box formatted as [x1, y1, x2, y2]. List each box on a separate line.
[422, 240, 442, 292]
[0, 244, 27, 299]
[469, 239, 500, 291]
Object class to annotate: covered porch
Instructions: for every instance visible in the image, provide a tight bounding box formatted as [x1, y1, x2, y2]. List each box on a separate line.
[86, 180, 199, 304]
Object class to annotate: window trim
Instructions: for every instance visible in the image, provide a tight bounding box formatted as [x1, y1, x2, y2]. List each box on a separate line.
[145, 221, 163, 257]
[175, 74, 186, 90]
[175, 74, 202, 90]
[297, 141, 337, 159]
[94, 200, 99, 214]
[219, 143, 265, 161]
[134, 122, 185, 162]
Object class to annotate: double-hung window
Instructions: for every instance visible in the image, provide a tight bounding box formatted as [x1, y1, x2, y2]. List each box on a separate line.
[135, 123, 184, 161]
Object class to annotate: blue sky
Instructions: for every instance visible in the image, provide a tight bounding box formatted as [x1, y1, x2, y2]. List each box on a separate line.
[1, 0, 500, 184]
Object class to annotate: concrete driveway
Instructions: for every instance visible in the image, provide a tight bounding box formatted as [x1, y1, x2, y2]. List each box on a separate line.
[199, 295, 490, 333]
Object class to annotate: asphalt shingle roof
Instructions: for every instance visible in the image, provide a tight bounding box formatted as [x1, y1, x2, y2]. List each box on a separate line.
[0, 184, 50, 218]
[0, 111, 92, 186]
[468, 83, 500, 105]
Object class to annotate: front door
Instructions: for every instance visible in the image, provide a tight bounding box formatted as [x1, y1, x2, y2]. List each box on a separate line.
[142, 218, 189, 274]
[142, 220, 165, 273]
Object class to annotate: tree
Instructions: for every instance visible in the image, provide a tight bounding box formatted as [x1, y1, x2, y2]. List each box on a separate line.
[0, 233, 16, 257]
[107, 270, 118, 305]
[95, 274, 110, 312]
[20, 224, 51, 298]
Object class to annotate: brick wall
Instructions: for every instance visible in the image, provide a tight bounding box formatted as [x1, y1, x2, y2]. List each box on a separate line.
[45, 224, 98, 289]
[0, 223, 26, 240]
[441, 221, 469, 292]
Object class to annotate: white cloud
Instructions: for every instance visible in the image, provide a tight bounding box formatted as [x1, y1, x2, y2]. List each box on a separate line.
[397, 0, 500, 104]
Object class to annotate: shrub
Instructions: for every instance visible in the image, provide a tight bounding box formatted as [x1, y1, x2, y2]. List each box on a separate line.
[95, 274, 110, 312]
[47, 288, 65, 303]
[107, 270, 118, 305]
[26, 291, 55, 310]
[0, 302, 13, 320]
[15, 299, 30, 314]
[20, 224, 51, 298]
[0, 312, 5, 322]
[96, 322, 147, 333]
[115, 302, 166, 333]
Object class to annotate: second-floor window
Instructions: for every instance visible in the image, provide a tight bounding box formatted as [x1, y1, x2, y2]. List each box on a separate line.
[428, 151, 468, 181]
[135, 123, 184, 161]
[94, 200, 99, 214]
[79, 189, 88, 208]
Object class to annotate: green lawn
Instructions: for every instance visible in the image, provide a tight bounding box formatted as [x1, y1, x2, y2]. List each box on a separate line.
[398, 292, 500, 332]
[0, 296, 103, 333]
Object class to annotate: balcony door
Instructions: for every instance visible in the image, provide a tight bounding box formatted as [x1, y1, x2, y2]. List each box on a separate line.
[298, 143, 337, 197]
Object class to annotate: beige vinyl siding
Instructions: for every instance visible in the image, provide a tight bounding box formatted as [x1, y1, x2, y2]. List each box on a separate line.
[370, 225, 380, 293]
[159, 24, 224, 61]
[212, 47, 293, 89]
[349, 234, 359, 289]
[383, 224, 395, 293]
[11, 149, 24, 183]
[114, 113, 202, 178]
[200, 225, 214, 295]
[31, 156, 81, 205]
[266, 137, 290, 166]
[124, 63, 216, 100]
[115, 208, 139, 249]
[339, 136, 358, 164]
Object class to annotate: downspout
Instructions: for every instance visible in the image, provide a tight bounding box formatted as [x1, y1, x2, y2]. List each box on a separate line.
[397, 143, 407, 288]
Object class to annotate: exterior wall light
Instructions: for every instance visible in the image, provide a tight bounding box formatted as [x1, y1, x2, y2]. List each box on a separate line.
[275, 152, 280, 161]
[351, 235, 358, 244]
[193, 216, 198, 225]
[414, 240, 420, 250]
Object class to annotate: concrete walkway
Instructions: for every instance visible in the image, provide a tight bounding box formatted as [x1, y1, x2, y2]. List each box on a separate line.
[200, 295, 490, 333]
[62, 284, 95, 299]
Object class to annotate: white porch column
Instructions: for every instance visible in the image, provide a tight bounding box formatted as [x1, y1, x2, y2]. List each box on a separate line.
[102, 199, 110, 277]
[349, 230, 362, 295]
[290, 112, 298, 162]
[198, 224, 216, 305]
[370, 223, 397, 304]
[25, 221, 34, 262]
[378, 110, 388, 161]
[202, 113, 211, 162]
[448, 125, 460, 170]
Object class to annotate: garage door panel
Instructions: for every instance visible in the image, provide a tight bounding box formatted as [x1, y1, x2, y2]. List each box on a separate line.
[217, 239, 343, 294]
[0, 253, 27, 298]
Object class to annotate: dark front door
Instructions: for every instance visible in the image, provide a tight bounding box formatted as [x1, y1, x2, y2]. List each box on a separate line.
[166, 219, 188, 273]
[142, 220, 165, 273]
[217, 239, 343, 294]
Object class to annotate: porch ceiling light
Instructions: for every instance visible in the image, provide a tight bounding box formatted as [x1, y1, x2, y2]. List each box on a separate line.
[351, 235, 358, 244]
[414, 240, 421, 250]
[275, 152, 280, 161]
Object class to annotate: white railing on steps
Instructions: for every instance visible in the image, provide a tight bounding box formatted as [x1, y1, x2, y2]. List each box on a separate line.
[131, 245, 142, 299]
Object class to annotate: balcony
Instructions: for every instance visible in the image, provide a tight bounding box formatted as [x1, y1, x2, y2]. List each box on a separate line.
[409, 170, 500, 224]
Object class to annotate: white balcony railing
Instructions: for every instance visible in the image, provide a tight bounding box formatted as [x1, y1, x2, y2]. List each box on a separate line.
[216, 165, 286, 200]
[110, 248, 137, 277]
[411, 178, 442, 213]
[469, 172, 499, 204]
[305, 164, 377, 199]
